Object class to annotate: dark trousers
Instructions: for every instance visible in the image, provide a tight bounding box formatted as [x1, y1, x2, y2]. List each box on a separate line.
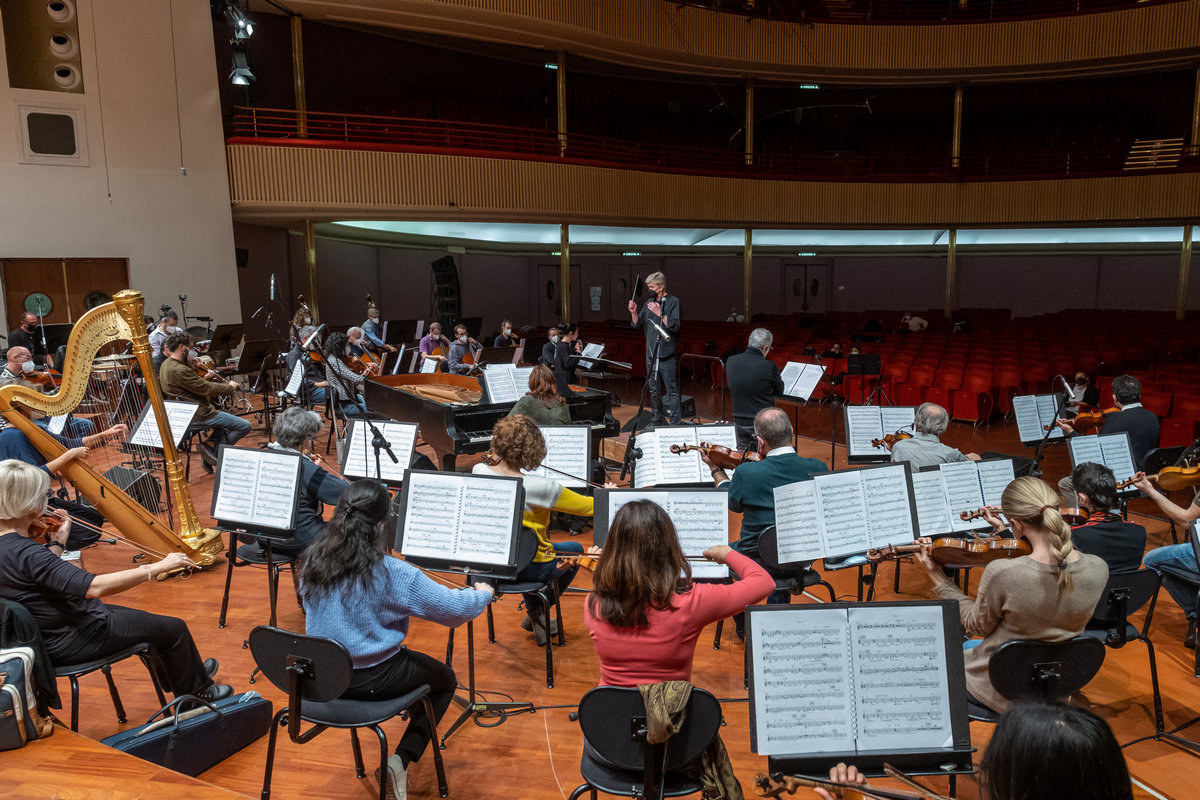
[734, 425, 756, 452]
[60, 605, 210, 697]
[516, 542, 584, 613]
[342, 646, 457, 766]
[48, 496, 104, 550]
[647, 354, 681, 424]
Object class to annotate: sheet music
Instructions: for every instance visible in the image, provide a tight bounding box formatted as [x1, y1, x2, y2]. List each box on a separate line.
[603, 490, 730, 578]
[881, 407, 917, 435]
[813, 471, 871, 556]
[751, 607, 856, 755]
[977, 459, 1015, 506]
[773, 481, 823, 563]
[420, 356, 438, 374]
[780, 362, 825, 400]
[1067, 434, 1103, 468]
[529, 425, 590, 488]
[47, 415, 68, 435]
[860, 464, 917, 549]
[849, 605, 953, 751]
[912, 470, 953, 537]
[1014, 393, 1067, 443]
[128, 401, 199, 449]
[211, 447, 301, 531]
[578, 342, 603, 370]
[634, 426, 738, 487]
[284, 361, 304, 396]
[400, 472, 518, 566]
[482, 367, 519, 403]
[341, 420, 418, 482]
[1098, 435, 1137, 484]
[939, 461, 986, 531]
[750, 604, 954, 756]
[844, 406, 916, 459]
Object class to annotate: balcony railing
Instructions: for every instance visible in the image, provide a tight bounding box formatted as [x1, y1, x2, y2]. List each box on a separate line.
[666, 0, 1178, 25]
[228, 106, 1200, 184]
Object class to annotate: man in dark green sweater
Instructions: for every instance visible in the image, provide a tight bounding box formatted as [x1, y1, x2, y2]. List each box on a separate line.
[703, 408, 827, 635]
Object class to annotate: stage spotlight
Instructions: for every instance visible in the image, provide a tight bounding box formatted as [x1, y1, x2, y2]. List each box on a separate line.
[229, 50, 255, 85]
[224, 2, 254, 39]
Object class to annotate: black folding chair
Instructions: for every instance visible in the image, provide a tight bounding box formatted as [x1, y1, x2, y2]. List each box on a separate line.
[968, 636, 1106, 722]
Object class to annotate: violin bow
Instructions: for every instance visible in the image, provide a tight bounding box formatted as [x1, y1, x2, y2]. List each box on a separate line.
[882, 764, 957, 800]
[753, 772, 928, 800]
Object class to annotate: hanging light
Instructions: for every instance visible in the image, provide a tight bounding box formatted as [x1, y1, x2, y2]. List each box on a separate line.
[224, 1, 254, 39]
[229, 49, 254, 86]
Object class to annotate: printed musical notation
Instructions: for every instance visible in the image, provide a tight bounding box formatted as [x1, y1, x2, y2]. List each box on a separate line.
[844, 406, 918, 458]
[482, 365, 534, 404]
[911, 459, 1015, 537]
[749, 604, 954, 757]
[341, 420, 418, 482]
[1013, 393, 1067, 444]
[780, 362, 825, 401]
[399, 472, 519, 566]
[632, 425, 737, 488]
[603, 489, 730, 579]
[1068, 432, 1137, 488]
[128, 400, 199, 450]
[529, 425, 590, 488]
[211, 447, 303, 531]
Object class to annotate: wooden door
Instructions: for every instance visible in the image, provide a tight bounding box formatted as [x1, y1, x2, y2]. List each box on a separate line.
[782, 262, 830, 315]
[2, 257, 128, 331]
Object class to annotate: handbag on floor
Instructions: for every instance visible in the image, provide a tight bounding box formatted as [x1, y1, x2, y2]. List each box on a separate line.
[0, 646, 53, 750]
[101, 691, 273, 776]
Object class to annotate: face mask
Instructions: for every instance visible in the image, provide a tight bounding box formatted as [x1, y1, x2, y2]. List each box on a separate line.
[20, 361, 35, 374]
[551, 335, 559, 343]
[457, 335, 467, 343]
[1075, 378, 1087, 386]
[503, 328, 512, 335]
[369, 316, 379, 323]
[304, 317, 312, 325]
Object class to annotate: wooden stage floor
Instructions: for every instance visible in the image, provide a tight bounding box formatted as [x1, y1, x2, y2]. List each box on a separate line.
[3, 373, 1199, 800]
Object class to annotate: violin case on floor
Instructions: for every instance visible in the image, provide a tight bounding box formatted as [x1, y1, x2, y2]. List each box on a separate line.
[101, 691, 273, 776]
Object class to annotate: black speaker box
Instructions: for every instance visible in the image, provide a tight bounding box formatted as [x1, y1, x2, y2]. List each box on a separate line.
[102, 466, 162, 515]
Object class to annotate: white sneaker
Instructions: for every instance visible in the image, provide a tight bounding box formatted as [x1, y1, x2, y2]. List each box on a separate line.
[386, 754, 407, 800]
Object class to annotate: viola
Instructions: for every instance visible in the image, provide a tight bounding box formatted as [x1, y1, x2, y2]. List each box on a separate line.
[555, 550, 707, 573]
[670, 442, 762, 470]
[871, 430, 912, 449]
[868, 536, 1032, 568]
[25, 370, 60, 389]
[1117, 466, 1200, 493]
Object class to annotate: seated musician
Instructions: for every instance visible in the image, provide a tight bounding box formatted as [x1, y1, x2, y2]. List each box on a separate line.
[159, 330, 250, 473]
[288, 304, 313, 349]
[301, 480, 493, 799]
[8, 312, 53, 369]
[147, 311, 178, 374]
[446, 324, 483, 375]
[472, 415, 613, 644]
[284, 325, 328, 406]
[1066, 371, 1100, 415]
[1056, 374, 1160, 505]
[322, 331, 375, 418]
[0, 459, 232, 701]
[584, 500, 773, 686]
[345, 326, 369, 358]
[702, 408, 827, 638]
[551, 323, 581, 396]
[0, 419, 128, 550]
[1131, 471, 1200, 648]
[361, 300, 397, 354]
[0, 345, 95, 438]
[540, 326, 559, 368]
[890, 401, 981, 467]
[418, 322, 452, 371]
[507, 364, 570, 426]
[910, 476, 1107, 713]
[1066, 462, 1145, 575]
[493, 319, 518, 348]
[264, 408, 348, 556]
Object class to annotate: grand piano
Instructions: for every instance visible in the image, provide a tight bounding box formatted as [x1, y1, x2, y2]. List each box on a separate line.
[364, 373, 620, 471]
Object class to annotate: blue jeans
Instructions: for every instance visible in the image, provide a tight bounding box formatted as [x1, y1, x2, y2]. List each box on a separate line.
[516, 541, 584, 613]
[1144, 543, 1199, 619]
[36, 416, 95, 438]
[189, 410, 251, 447]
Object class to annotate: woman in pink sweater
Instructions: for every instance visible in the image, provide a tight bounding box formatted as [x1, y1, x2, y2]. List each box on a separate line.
[584, 500, 774, 686]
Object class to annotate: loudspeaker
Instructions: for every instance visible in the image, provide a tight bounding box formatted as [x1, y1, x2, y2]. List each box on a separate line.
[431, 255, 461, 328]
[102, 465, 162, 515]
[235, 248, 249, 268]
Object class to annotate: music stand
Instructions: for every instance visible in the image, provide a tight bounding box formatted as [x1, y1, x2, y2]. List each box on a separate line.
[40, 323, 73, 365]
[339, 419, 417, 487]
[381, 319, 419, 346]
[238, 339, 286, 431]
[848, 353, 889, 406]
[206, 323, 245, 367]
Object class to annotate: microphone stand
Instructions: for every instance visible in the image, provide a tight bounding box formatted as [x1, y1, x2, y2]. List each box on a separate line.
[1029, 390, 1072, 479]
[620, 335, 661, 483]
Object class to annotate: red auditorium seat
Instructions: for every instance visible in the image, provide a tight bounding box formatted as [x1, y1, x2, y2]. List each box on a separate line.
[961, 373, 992, 395]
[996, 385, 1021, 418]
[934, 371, 963, 391]
[951, 390, 994, 426]
[924, 387, 951, 410]
[1140, 390, 1172, 418]
[1159, 418, 1196, 449]
[897, 384, 924, 407]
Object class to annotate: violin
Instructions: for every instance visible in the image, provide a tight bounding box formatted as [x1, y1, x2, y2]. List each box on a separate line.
[958, 506, 1087, 526]
[1117, 466, 1200, 493]
[868, 536, 1032, 567]
[188, 357, 224, 383]
[1044, 406, 1118, 433]
[29, 512, 67, 540]
[670, 442, 761, 470]
[555, 550, 707, 573]
[25, 370, 61, 389]
[871, 430, 912, 450]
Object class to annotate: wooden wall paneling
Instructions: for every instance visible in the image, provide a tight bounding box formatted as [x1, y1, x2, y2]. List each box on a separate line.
[2, 258, 69, 329]
[64, 258, 129, 321]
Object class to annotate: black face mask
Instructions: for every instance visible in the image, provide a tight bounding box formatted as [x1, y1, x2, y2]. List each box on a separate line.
[1075, 378, 1088, 387]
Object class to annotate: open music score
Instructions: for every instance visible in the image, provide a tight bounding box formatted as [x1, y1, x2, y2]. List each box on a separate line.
[283, 360, 305, 397]
[481, 365, 534, 404]
[339, 419, 418, 483]
[632, 424, 738, 487]
[527, 424, 590, 488]
[748, 601, 967, 761]
[577, 342, 604, 370]
[912, 458, 1015, 537]
[1067, 431, 1138, 496]
[844, 406, 917, 461]
[594, 488, 730, 579]
[395, 470, 522, 578]
[211, 446, 304, 537]
[779, 361, 825, 401]
[128, 400, 200, 450]
[773, 462, 917, 562]
[1013, 393, 1068, 444]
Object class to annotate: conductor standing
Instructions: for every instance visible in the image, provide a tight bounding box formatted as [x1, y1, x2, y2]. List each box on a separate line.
[628, 272, 681, 425]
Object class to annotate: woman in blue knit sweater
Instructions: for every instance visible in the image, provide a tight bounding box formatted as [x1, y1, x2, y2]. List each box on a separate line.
[301, 480, 494, 800]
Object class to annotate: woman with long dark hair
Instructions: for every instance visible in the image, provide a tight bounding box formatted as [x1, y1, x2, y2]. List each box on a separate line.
[584, 500, 774, 686]
[507, 363, 569, 426]
[301, 479, 494, 800]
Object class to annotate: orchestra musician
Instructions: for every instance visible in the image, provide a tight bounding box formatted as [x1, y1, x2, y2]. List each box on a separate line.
[0, 346, 95, 438]
[889, 401, 981, 467]
[472, 415, 611, 645]
[1131, 471, 1200, 648]
[539, 326, 559, 368]
[494, 319, 518, 348]
[8, 312, 53, 370]
[0, 459, 233, 702]
[911, 476, 1107, 714]
[507, 364, 570, 426]
[160, 330, 250, 473]
[628, 272, 681, 425]
[703, 408, 826, 638]
[1066, 371, 1100, 415]
[446, 324, 482, 375]
[418, 322, 452, 371]
[583, 500, 773, 686]
[300, 479, 494, 800]
[1056, 374, 1160, 505]
[1065, 462, 1145, 575]
[361, 298, 397, 354]
[725, 328, 784, 451]
[323, 331, 375, 418]
[147, 311, 178, 374]
[346, 327, 371, 358]
[284, 325, 328, 406]
[289, 303, 313, 348]
[551, 323, 581, 397]
[264, 408, 349, 556]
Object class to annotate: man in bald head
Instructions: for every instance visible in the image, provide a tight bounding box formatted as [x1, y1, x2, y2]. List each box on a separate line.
[889, 401, 980, 468]
[0, 346, 94, 437]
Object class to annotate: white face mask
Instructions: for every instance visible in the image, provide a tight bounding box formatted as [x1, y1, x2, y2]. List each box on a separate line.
[369, 316, 379, 323]
[457, 335, 468, 343]
[551, 335, 559, 343]
[304, 317, 312, 325]
[503, 327, 512, 335]
[20, 361, 35, 374]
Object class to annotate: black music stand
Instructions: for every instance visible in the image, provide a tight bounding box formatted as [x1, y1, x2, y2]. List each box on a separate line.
[238, 339, 286, 431]
[381, 319, 419, 346]
[848, 354, 889, 407]
[207, 324, 245, 364]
